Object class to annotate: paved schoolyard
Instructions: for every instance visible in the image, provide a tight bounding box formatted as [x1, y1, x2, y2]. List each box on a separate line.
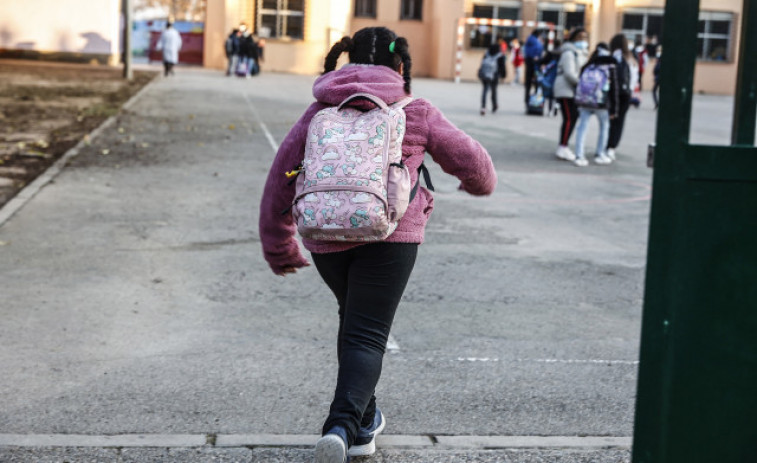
[0, 65, 736, 462]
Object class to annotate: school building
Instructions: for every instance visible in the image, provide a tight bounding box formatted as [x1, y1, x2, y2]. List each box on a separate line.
[205, 0, 743, 95]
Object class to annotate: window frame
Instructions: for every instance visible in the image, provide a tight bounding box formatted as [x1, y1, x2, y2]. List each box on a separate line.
[469, 1, 522, 49]
[537, 1, 586, 39]
[621, 8, 734, 62]
[400, 0, 423, 21]
[697, 11, 733, 62]
[256, 0, 305, 40]
[354, 0, 376, 19]
[620, 7, 663, 48]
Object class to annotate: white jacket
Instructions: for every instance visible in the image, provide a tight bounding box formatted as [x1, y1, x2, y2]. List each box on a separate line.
[553, 42, 589, 99]
[158, 28, 183, 64]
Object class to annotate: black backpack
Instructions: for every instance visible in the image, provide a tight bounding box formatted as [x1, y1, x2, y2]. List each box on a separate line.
[615, 58, 632, 97]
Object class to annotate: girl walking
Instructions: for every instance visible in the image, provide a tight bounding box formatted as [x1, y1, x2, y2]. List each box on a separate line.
[553, 28, 589, 162]
[478, 43, 506, 115]
[258, 27, 497, 463]
[606, 34, 635, 161]
[572, 42, 619, 167]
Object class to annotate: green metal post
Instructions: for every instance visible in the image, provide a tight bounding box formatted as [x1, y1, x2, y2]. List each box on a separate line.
[632, 2, 699, 460]
[732, 0, 757, 145]
[633, 0, 757, 462]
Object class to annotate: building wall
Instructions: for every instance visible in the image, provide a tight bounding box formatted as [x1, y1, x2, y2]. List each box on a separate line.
[0, 0, 120, 64]
[204, 0, 743, 95]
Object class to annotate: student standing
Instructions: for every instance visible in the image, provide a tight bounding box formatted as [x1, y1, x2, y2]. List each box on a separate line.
[572, 43, 619, 167]
[478, 44, 506, 115]
[523, 30, 544, 106]
[606, 34, 635, 161]
[259, 27, 497, 463]
[553, 28, 589, 162]
[224, 29, 240, 76]
[510, 38, 523, 84]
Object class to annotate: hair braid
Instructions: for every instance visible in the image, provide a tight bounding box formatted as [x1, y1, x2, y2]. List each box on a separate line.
[323, 36, 353, 73]
[393, 37, 412, 94]
[334, 27, 414, 94]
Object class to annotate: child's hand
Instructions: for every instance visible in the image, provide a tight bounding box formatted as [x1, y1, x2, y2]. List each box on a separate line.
[277, 261, 310, 276]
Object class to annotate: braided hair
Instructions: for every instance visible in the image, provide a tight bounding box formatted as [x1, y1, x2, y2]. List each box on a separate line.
[323, 27, 413, 94]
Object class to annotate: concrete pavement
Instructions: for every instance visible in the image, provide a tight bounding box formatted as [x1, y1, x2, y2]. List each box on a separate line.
[0, 65, 736, 462]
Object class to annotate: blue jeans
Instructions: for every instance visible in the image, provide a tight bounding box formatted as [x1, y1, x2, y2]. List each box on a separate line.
[575, 107, 610, 159]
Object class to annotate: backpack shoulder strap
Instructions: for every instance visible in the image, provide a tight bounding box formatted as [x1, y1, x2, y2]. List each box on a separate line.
[390, 97, 413, 110]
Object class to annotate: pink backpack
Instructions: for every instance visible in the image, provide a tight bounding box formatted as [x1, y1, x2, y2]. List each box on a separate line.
[291, 93, 415, 242]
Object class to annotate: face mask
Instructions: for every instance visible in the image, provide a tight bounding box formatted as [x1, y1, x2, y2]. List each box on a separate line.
[574, 40, 588, 50]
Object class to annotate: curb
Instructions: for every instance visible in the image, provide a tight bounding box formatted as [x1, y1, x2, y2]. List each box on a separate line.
[0, 434, 632, 450]
[0, 72, 160, 228]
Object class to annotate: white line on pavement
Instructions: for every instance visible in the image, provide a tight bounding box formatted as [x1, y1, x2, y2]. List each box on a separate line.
[243, 91, 279, 153]
[389, 357, 639, 365]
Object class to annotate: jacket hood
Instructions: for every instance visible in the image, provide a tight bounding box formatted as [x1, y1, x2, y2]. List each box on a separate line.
[591, 55, 617, 66]
[312, 64, 408, 106]
[561, 42, 578, 53]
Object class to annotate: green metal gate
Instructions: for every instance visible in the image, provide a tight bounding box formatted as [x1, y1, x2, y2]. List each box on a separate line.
[632, 0, 757, 462]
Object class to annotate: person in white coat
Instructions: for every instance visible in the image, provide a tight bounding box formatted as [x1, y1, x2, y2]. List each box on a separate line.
[157, 22, 182, 76]
[553, 28, 589, 162]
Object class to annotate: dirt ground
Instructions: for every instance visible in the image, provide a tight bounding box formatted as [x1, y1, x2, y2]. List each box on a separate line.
[0, 60, 156, 207]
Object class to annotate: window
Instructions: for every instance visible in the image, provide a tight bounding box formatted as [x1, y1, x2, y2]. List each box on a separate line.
[469, 2, 521, 48]
[354, 0, 376, 18]
[400, 0, 423, 21]
[622, 8, 733, 61]
[698, 12, 733, 61]
[620, 8, 663, 47]
[256, 0, 304, 39]
[537, 2, 585, 40]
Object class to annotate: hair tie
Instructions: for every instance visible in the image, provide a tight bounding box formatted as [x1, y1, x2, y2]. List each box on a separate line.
[389, 41, 396, 54]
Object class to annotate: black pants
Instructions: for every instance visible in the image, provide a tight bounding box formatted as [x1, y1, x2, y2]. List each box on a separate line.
[608, 96, 631, 149]
[557, 97, 579, 146]
[480, 78, 498, 110]
[312, 242, 418, 446]
[524, 57, 538, 104]
[163, 61, 175, 76]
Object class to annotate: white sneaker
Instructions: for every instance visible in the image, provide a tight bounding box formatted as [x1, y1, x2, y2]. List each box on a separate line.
[315, 433, 347, 463]
[573, 157, 588, 167]
[594, 154, 612, 165]
[606, 148, 616, 161]
[555, 146, 576, 161]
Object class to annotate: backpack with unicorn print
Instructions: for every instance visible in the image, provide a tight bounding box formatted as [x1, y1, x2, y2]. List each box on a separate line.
[290, 92, 418, 242]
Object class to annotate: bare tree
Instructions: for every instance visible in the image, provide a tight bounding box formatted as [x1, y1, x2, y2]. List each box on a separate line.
[135, 0, 205, 21]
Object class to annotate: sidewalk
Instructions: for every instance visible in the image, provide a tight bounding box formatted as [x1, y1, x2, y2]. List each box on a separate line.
[0, 67, 737, 462]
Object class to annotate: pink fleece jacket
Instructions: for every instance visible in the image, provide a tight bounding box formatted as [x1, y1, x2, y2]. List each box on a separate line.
[259, 64, 497, 274]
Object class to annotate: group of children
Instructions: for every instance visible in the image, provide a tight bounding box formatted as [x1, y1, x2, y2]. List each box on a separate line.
[550, 29, 640, 167]
[479, 28, 647, 167]
[224, 24, 265, 78]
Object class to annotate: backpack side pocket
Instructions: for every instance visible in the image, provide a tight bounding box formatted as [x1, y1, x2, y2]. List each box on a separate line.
[386, 162, 411, 222]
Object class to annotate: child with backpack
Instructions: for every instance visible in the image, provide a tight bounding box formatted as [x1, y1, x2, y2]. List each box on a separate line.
[572, 42, 619, 167]
[478, 44, 505, 115]
[536, 40, 562, 116]
[258, 27, 497, 463]
[553, 28, 590, 162]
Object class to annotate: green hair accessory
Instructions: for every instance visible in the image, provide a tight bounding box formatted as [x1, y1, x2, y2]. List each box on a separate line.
[389, 41, 396, 54]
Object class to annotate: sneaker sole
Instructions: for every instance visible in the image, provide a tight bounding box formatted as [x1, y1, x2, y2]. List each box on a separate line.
[315, 434, 346, 463]
[348, 416, 386, 457]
